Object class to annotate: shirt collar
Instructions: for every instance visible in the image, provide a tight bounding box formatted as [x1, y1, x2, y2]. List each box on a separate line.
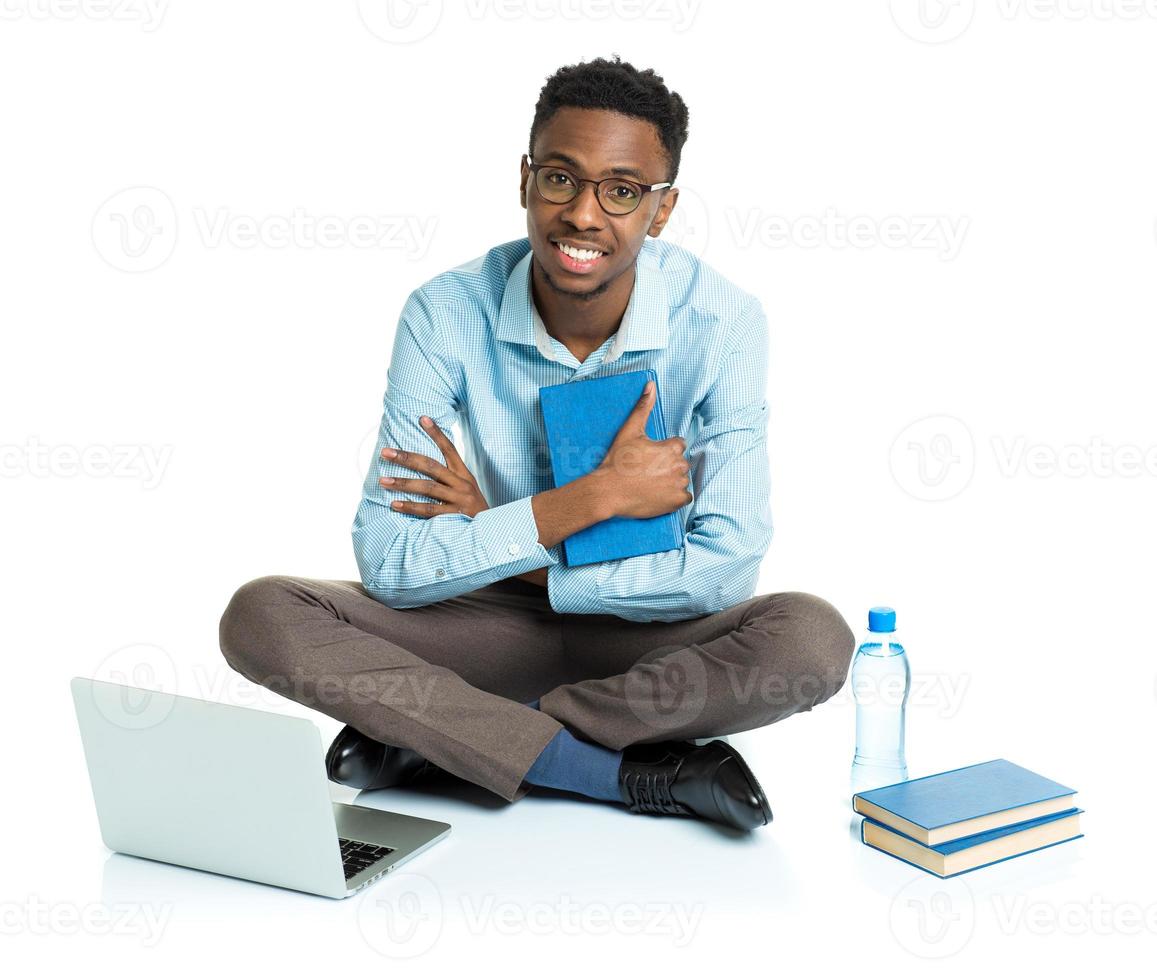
[495, 239, 669, 365]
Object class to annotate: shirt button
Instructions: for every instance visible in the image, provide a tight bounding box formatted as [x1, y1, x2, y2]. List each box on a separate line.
[435, 568, 445, 578]
[507, 542, 521, 555]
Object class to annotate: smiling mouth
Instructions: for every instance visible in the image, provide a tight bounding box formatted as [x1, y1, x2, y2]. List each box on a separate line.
[551, 240, 607, 273]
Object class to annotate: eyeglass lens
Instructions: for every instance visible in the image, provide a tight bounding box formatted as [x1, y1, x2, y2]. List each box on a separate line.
[535, 167, 643, 215]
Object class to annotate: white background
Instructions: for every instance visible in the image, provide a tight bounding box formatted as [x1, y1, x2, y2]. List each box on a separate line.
[3, 0, 1155, 973]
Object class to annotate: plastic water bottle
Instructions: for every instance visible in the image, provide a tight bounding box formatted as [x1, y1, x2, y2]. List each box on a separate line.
[850, 606, 910, 794]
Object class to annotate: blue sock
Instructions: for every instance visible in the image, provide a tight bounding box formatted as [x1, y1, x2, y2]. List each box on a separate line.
[521, 699, 622, 802]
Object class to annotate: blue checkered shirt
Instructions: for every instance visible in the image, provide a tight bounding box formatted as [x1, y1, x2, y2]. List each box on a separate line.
[352, 235, 772, 622]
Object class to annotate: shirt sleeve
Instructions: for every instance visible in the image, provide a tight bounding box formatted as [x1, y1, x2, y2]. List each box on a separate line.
[546, 295, 773, 623]
[352, 287, 560, 609]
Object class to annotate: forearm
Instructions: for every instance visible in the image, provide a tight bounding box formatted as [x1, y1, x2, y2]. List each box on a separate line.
[355, 495, 559, 607]
[356, 472, 616, 605]
[507, 473, 615, 588]
[528, 470, 617, 549]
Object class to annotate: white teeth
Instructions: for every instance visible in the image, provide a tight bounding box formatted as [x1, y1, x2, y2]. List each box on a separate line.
[556, 242, 603, 261]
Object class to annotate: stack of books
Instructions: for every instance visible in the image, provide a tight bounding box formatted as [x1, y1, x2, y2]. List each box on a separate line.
[852, 759, 1084, 878]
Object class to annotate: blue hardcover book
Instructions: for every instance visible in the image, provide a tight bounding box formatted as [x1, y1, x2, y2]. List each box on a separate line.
[860, 808, 1084, 878]
[851, 759, 1078, 846]
[538, 368, 685, 566]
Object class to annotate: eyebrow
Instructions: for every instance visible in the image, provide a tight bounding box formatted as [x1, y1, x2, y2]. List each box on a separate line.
[537, 152, 648, 182]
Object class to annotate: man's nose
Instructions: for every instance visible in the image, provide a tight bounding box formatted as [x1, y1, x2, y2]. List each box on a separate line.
[559, 181, 607, 229]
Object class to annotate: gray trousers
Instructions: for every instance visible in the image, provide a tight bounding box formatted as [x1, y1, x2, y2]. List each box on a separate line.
[218, 575, 854, 803]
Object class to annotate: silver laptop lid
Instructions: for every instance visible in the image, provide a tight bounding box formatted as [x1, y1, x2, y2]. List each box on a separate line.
[70, 676, 348, 898]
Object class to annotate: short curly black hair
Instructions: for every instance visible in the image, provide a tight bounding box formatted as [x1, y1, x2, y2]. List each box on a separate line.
[528, 54, 690, 185]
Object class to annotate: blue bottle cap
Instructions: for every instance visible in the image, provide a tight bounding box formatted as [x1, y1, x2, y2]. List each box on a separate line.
[868, 606, 896, 632]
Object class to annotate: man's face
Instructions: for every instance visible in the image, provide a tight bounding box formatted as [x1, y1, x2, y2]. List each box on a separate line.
[520, 106, 679, 301]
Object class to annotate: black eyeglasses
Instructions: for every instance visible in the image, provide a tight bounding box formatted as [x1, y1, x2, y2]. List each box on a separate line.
[524, 154, 672, 216]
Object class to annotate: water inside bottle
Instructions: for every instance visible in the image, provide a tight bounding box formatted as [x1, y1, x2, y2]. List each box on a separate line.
[850, 633, 910, 794]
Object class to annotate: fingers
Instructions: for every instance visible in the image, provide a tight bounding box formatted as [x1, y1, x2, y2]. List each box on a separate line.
[623, 380, 655, 433]
[378, 476, 458, 504]
[388, 498, 464, 517]
[380, 415, 467, 482]
[380, 445, 456, 485]
[419, 415, 468, 474]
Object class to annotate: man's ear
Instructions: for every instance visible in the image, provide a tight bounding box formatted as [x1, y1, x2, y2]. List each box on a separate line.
[647, 187, 679, 238]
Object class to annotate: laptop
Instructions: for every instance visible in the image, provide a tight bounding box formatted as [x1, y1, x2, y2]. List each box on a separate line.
[70, 676, 451, 900]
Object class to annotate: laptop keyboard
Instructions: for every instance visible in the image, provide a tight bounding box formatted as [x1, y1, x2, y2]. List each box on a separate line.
[339, 837, 396, 880]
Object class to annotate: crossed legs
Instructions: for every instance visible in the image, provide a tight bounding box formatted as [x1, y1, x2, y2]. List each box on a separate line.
[218, 575, 854, 803]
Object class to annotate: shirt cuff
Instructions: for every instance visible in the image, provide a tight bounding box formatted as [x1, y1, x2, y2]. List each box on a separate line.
[470, 495, 559, 571]
[547, 559, 603, 614]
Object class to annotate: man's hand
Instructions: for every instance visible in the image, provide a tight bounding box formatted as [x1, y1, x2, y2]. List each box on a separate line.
[595, 381, 692, 519]
[379, 415, 490, 518]
[513, 568, 549, 588]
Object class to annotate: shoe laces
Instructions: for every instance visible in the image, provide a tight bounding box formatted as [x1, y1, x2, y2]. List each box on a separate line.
[623, 763, 689, 816]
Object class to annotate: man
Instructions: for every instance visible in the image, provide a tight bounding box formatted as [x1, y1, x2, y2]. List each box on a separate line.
[219, 55, 854, 833]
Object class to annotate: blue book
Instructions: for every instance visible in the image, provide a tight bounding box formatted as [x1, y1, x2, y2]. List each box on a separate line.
[860, 807, 1084, 878]
[851, 759, 1078, 845]
[539, 369, 685, 567]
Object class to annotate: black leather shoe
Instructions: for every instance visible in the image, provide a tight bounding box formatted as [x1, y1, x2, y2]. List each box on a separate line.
[618, 739, 773, 831]
[325, 725, 444, 791]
